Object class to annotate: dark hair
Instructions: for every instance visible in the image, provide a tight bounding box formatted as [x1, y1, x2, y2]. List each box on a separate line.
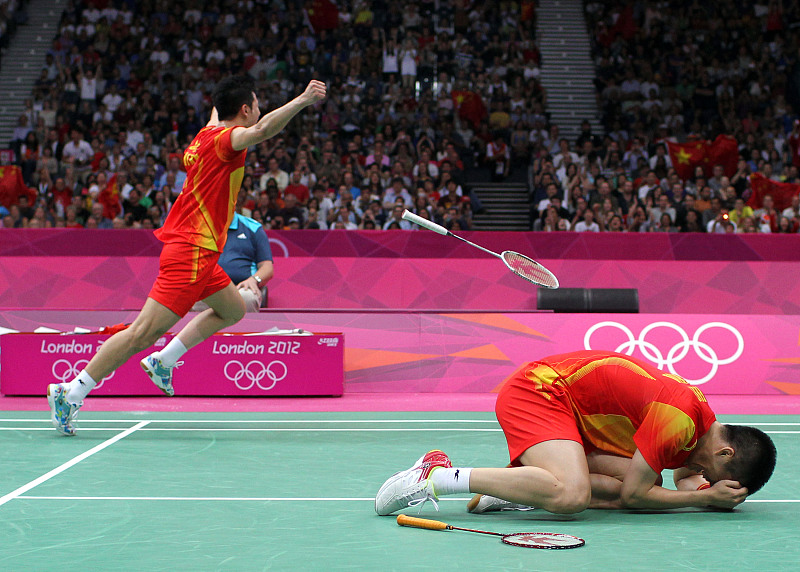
[213, 75, 257, 120]
[723, 424, 776, 494]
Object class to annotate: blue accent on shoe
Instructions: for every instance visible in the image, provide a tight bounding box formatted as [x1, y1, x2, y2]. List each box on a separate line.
[141, 354, 175, 396]
[47, 384, 79, 436]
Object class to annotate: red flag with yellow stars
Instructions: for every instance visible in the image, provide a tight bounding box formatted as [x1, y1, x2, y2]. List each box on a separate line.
[667, 139, 708, 180]
[307, 0, 339, 32]
[97, 173, 121, 220]
[747, 172, 800, 211]
[707, 135, 739, 178]
[451, 90, 487, 129]
[668, 136, 739, 180]
[0, 165, 35, 208]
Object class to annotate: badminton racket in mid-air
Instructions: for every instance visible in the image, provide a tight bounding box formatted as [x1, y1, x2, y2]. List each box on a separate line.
[401, 210, 559, 289]
[396, 515, 584, 549]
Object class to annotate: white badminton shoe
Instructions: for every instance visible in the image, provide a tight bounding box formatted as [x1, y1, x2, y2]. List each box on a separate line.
[375, 450, 452, 516]
[140, 353, 177, 396]
[467, 494, 536, 514]
[47, 383, 81, 436]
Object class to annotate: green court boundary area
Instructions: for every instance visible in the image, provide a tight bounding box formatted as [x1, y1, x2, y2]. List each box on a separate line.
[1, 411, 798, 571]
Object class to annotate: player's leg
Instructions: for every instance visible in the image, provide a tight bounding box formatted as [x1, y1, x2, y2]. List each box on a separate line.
[586, 452, 663, 509]
[469, 451, 642, 513]
[376, 368, 592, 516]
[172, 282, 246, 348]
[375, 441, 591, 516]
[468, 440, 592, 514]
[47, 298, 180, 435]
[141, 283, 245, 395]
[87, 298, 181, 379]
[236, 287, 262, 313]
[141, 251, 244, 395]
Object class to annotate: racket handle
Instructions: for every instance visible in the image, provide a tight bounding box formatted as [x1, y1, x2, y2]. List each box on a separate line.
[402, 210, 449, 236]
[397, 514, 450, 531]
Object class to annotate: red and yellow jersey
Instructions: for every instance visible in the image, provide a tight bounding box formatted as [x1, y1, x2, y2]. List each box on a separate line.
[154, 126, 246, 252]
[518, 350, 716, 473]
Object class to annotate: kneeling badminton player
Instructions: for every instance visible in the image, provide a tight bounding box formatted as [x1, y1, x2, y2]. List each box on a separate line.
[376, 350, 776, 515]
[46, 75, 326, 436]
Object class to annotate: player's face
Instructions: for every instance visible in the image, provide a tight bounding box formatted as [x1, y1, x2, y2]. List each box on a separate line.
[688, 447, 734, 485]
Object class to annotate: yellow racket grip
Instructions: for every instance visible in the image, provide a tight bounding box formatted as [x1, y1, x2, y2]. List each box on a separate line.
[396, 515, 450, 531]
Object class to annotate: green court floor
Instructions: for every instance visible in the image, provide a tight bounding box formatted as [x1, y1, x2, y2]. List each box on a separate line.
[1, 412, 798, 571]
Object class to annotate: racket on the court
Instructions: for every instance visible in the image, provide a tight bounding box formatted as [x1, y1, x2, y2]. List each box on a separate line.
[397, 515, 584, 549]
[401, 210, 559, 289]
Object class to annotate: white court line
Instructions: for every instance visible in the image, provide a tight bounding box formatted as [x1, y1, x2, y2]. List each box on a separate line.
[0, 421, 150, 508]
[15, 496, 799, 503]
[0, 427, 504, 432]
[3, 428, 799, 435]
[0, 418, 500, 424]
[3, 418, 799, 425]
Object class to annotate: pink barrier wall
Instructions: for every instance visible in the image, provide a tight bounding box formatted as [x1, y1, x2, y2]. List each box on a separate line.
[1, 256, 798, 314]
[1, 310, 798, 396]
[1, 332, 344, 396]
[2, 229, 800, 260]
[2, 229, 798, 313]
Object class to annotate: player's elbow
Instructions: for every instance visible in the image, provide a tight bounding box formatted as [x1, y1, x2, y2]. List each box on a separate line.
[619, 482, 648, 508]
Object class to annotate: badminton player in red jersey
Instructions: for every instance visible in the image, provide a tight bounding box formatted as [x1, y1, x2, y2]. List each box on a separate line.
[376, 350, 776, 515]
[47, 75, 326, 435]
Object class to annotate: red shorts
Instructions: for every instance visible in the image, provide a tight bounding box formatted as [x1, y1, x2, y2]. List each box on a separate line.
[495, 364, 584, 465]
[148, 242, 231, 317]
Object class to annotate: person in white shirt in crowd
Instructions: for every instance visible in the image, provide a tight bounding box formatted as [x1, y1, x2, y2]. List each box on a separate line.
[574, 208, 600, 232]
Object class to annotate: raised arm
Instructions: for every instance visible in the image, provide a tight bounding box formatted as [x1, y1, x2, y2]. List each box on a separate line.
[230, 80, 326, 151]
[206, 107, 220, 128]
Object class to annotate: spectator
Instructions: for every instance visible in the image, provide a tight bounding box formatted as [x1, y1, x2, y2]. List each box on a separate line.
[753, 194, 779, 233]
[192, 213, 274, 313]
[284, 170, 310, 205]
[383, 204, 413, 230]
[574, 208, 600, 232]
[781, 194, 800, 223]
[61, 129, 94, 172]
[486, 133, 511, 181]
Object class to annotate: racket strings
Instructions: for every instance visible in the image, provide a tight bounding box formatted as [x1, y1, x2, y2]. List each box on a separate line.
[502, 252, 559, 289]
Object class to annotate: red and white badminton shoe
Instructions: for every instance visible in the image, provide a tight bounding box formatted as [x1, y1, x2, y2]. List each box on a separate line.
[375, 450, 452, 516]
[467, 493, 536, 514]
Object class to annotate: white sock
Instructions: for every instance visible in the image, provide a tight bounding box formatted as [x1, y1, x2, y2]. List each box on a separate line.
[431, 467, 472, 496]
[157, 337, 188, 368]
[65, 370, 97, 404]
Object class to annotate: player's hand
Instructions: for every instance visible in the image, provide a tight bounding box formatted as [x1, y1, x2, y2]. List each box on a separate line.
[705, 480, 748, 509]
[302, 80, 327, 106]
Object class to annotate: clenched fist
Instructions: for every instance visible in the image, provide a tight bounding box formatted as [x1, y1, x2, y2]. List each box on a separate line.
[302, 80, 327, 105]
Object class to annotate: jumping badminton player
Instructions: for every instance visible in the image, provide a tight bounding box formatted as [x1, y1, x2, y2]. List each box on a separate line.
[47, 75, 326, 435]
[376, 350, 776, 515]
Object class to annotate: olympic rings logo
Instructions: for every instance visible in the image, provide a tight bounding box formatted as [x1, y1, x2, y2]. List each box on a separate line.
[224, 360, 288, 391]
[583, 321, 745, 385]
[51, 359, 114, 389]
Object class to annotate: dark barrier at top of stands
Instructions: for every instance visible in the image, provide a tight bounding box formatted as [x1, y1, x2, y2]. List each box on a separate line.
[537, 288, 640, 313]
[1, 229, 799, 261]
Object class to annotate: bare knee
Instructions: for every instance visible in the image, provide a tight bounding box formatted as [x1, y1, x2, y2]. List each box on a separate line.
[548, 485, 591, 515]
[126, 322, 169, 353]
[218, 299, 245, 325]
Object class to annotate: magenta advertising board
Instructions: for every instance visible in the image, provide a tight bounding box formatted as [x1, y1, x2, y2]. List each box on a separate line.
[1, 312, 798, 396]
[0, 332, 344, 396]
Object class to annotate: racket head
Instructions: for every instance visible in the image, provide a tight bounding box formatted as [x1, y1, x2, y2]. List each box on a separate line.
[501, 251, 560, 289]
[501, 532, 585, 549]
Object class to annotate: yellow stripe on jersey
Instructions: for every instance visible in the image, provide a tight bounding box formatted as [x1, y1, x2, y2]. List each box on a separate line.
[664, 373, 708, 403]
[561, 356, 657, 387]
[577, 413, 638, 457]
[641, 401, 697, 453]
